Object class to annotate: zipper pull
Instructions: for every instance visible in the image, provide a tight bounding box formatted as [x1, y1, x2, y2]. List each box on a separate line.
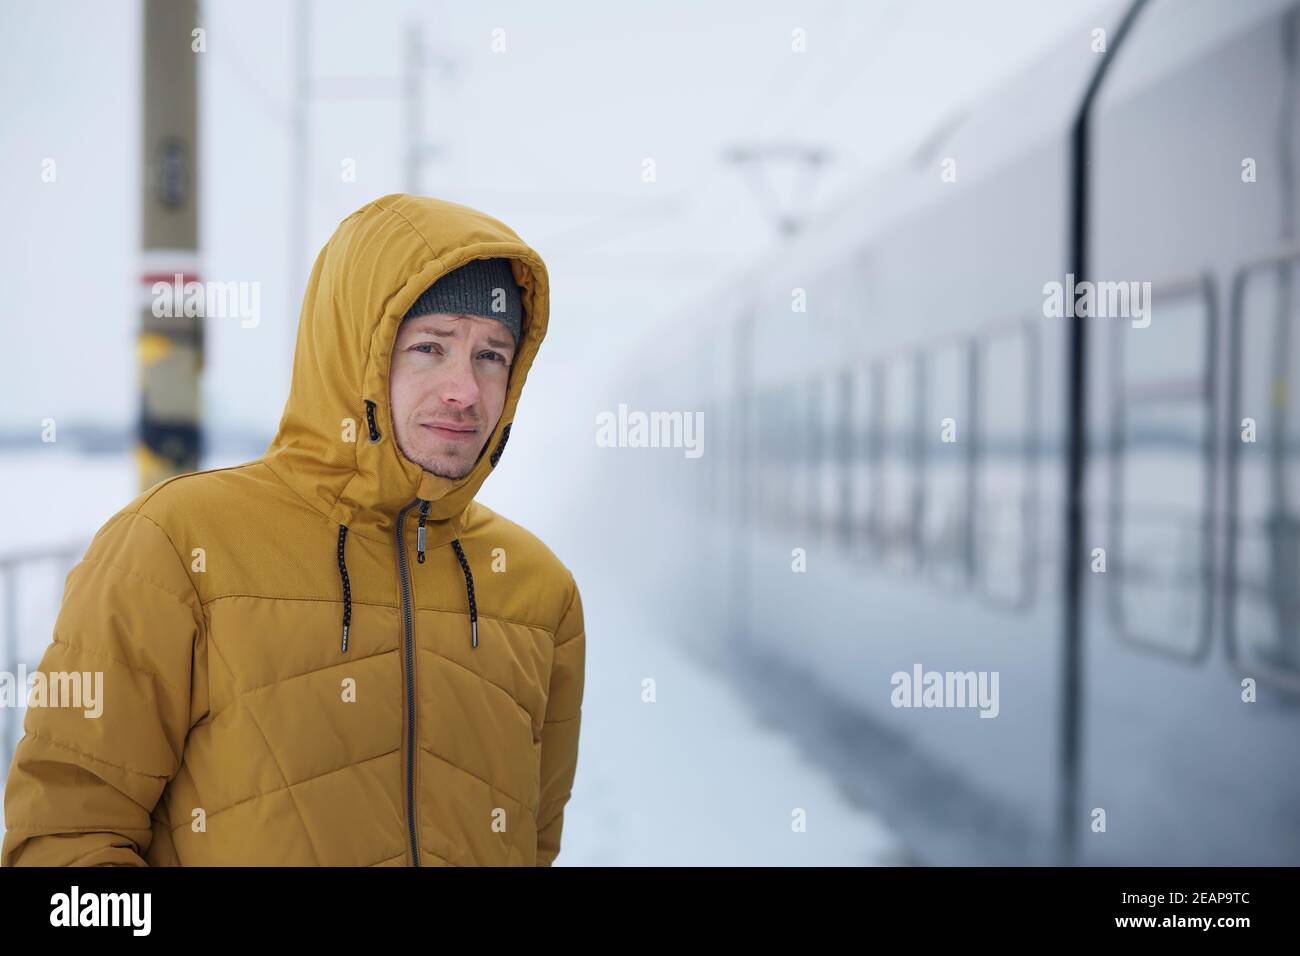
[416, 499, 430, 563]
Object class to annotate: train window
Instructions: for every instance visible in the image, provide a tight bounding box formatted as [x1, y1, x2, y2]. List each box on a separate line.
[744, 389, 759, 525]
[740, 389, 757, 524]
[815, 374, 843, 544]
[757, 384, 781, 529]
[974, 321, 1041, 610]
[1227, 254, 1300, 689]
[1106, 276, 1216, 661]
[879, 354, 921, 572]
[803, 377, 825, 540]
[777, 381, 802, 533]
[834, 371, 852, 544]
[921, 341, 974, 588]
[780, 380, 801, 532]
[848, 363, 881, 558]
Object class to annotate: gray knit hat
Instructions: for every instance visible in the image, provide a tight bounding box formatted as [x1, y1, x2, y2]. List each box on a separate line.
[402, 257, 523, 345]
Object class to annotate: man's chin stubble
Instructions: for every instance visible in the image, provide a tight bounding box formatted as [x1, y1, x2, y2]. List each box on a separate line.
[425, 462, 472, 480]
[395, 434, 473, 481]
[415, 449, 473, 480]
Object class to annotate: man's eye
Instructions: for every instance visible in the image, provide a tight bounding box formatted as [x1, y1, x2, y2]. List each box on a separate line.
[413, 343, 440, 354]
[478, 351, 506, 363]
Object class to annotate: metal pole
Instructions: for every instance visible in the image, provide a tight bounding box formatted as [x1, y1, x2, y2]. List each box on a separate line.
[1061, 0, 1150, 865]
[139, 0, 202, 491]
[1, 566, 17, 772]
[289, 0, 310, 390]
[405, 23, 423, 193]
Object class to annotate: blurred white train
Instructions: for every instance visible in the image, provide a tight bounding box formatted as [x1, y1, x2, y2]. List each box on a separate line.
[616, 0, 1300, 864]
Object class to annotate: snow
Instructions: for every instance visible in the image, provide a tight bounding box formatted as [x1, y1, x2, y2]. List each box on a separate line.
[558, 565, 902, 865]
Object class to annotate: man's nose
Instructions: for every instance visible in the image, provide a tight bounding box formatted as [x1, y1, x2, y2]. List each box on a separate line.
[438, 354, 481, 408]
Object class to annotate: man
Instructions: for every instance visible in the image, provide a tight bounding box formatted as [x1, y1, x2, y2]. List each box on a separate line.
[1, 194, 585, 866]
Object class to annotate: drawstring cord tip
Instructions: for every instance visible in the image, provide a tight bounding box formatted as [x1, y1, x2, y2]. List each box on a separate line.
[450, 538, 479, 650]
[338, 523, 353, 655]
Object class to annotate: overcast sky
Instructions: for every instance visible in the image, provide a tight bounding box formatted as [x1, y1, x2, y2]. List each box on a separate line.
[0, 0, 1109, 437]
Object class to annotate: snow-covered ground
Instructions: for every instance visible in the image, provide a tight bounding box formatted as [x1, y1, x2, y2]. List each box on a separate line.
[557, 562, 902, 865]
[0, 445, 904, 865]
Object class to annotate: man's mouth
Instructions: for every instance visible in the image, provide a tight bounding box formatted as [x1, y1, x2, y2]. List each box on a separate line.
[421, 422, 478, 442]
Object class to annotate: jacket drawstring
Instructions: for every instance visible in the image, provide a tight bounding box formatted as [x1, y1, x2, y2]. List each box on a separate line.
[450, 539, 478, 649]
[415, 500, 477, 648]
[337, 524, 353, 653]
[340, 500, 477, 653]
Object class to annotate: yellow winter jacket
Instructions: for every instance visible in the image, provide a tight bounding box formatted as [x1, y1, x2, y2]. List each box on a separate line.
[1, 194, 585, 866]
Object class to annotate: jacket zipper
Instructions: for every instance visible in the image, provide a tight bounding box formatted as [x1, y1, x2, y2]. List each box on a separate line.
[396, 498, 422, 867]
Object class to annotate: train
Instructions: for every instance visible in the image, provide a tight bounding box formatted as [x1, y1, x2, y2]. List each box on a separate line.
[612, 0, 1300, 864]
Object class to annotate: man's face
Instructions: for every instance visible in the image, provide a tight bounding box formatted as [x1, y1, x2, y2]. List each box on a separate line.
[389, 312, 515, 480]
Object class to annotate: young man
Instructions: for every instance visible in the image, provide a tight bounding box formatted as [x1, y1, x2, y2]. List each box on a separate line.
[1, 194, 585, 867]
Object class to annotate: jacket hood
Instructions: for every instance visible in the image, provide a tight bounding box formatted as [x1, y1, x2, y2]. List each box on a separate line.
[264, 193, 550, 546]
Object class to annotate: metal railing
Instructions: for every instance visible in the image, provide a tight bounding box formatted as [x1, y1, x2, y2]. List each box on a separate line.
[0, 542, 87, 776]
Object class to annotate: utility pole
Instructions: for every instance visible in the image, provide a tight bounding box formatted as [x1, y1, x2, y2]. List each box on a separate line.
[286, 15, 456, 371]
[138, 0, 202, 491]
[404, 24, 424, 193]
[401, 20, 457, 192]
[288, 0, 310, 378]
